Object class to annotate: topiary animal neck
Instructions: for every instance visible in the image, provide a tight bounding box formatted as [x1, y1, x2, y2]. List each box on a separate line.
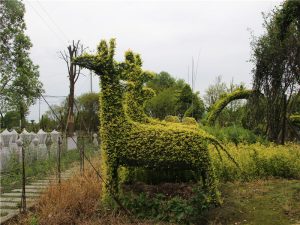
[100, 76, 128, 131]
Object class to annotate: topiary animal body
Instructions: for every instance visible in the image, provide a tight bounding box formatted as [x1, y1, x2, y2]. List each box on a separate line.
[121, 50, 238, 169]
[74, 39, 220, 204]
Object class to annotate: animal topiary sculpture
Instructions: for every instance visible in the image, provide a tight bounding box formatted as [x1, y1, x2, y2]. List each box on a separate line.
[74, 39, 221, 204]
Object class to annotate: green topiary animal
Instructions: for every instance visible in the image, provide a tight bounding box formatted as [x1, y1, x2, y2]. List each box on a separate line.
[74, 39, 221, 204]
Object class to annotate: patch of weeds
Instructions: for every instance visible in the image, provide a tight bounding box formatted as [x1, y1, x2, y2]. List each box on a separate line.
[120, 186, 216, 224]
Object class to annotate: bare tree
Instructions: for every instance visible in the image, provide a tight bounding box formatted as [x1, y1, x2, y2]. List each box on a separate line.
[60, 40, 85, 137]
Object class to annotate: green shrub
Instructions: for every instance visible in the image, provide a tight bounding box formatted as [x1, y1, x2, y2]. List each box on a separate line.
[210, 143, 300, 181]
[203, 125, 261, 145]
[182, 117, 198, 126]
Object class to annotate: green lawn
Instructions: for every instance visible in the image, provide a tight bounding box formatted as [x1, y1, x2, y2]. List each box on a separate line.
[205, 179, 300, 225]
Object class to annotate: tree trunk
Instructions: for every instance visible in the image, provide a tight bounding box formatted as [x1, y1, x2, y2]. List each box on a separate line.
[20, 104, 26, 129]
[67, 78, 75, 137]
[280, 94, 287, 145]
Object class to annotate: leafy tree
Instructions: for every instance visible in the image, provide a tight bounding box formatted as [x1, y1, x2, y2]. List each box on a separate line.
[2, 111, 20, 129]
[250, 0, 300, 143]
[176, 84, 193, 117]
[147, 71, 176, 92]
[0, 0, 25, 93]
[145, 72, 205, 120]
[76, 92, 99, 132]
[184, 92, 205, 121]
[0, 0, 43, 128]
[145, 88, 177, 120]
[204, 76, 227, 107]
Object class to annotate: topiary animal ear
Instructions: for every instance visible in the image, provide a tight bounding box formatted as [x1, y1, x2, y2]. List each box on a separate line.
[135, 54, 143, 67]
[125, 50, 135, 64]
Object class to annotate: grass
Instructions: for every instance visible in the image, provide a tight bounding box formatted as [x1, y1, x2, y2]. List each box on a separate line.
[205, 179, 300, 225]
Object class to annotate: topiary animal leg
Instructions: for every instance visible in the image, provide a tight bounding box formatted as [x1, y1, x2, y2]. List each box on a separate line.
[200, 163, 221, 206]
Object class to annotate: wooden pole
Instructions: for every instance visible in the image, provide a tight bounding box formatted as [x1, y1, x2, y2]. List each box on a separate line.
[57, 137, 62, 184]
[19, 140, 26, 212]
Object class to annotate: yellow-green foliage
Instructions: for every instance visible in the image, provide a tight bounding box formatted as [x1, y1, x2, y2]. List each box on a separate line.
[122, 51, 155, 123]
[74, 39, 221, 204]
[182, 117, 198, 126]
[206, 89, 254, 126]
[210, 143, 300, 181]
[164, 115, 180, 123]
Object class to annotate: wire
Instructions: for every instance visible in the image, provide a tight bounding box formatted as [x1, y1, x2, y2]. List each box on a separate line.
[26, 1, 67, 46]
[35, 1, 70, 41]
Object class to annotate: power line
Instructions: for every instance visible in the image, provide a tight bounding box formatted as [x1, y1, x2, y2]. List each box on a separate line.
[26, 1, 67, 46]
[43, 95, 67, 98]
[35, 1, 70, 41]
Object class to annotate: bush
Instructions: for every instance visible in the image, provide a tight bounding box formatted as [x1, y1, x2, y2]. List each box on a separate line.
[203, 125, 262, 145]
[210, 143, 300, 181]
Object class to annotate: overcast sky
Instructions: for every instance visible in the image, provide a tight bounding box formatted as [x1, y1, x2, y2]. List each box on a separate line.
[24, 0, 281, 121]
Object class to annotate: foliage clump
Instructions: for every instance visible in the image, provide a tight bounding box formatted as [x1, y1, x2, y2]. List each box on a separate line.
[210, 143, 300, 181]
[182, 117, 198, 126]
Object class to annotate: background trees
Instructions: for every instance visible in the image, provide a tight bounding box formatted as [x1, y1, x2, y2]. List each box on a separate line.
[0, 0, 43, 128]
[250, 0, 300, 143]
[145, 71, 205, 120]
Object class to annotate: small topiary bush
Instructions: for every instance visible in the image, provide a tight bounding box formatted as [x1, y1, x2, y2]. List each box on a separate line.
[182, 117, 198, 126]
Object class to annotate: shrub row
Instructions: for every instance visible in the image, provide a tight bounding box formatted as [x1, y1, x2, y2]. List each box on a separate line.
[210, 143, 300, 181]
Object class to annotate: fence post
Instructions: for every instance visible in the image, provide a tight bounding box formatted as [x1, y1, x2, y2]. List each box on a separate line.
[57, 137, 62, 184]
[79, 136, 84, 175]
[17, 138, 26, 212]
[82, 136, 85, 173]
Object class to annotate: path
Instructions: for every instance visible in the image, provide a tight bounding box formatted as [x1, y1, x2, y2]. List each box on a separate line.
[0, 168, 76, 224]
